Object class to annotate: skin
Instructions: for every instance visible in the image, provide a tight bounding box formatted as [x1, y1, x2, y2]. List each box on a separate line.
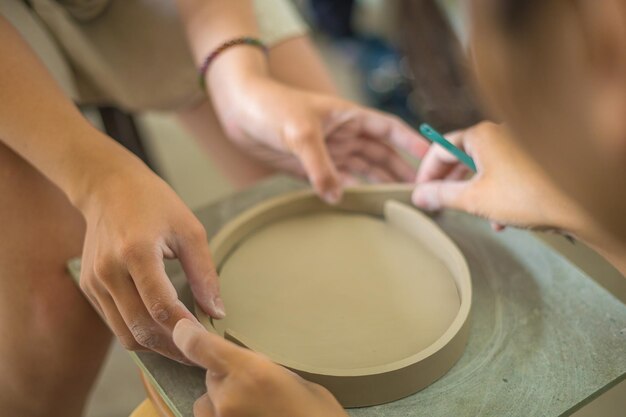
[177, 36, 420, 189]
[176, 0, 428, 202]
[0, 16, 223, 416]
[1, 1, 427, 415]
[174, 319, 347, 417]
[414, 0, 626, 274]
[0, 140, 109, 417]
[181, 1, 626, 416]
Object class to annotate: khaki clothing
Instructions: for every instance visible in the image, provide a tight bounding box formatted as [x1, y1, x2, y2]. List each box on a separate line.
[22, 0, 308, 111]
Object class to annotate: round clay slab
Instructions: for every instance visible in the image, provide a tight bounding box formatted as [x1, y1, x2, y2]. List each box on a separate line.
[197, 186, 472, 407]
[214, 211, 460, 370]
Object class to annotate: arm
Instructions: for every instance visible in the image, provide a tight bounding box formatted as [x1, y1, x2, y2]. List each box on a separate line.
[0, 16, 129, 205]
[0, 17, 224, 361]
[175, 0, 430, 202]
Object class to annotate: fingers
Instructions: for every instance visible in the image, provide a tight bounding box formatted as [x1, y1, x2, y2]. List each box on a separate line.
[283, 122, 343, 204]
[446, 164, 472, 181]
[175, 224, 226, 319]
[412, 179, 475, 212]
[193, 394, 215, 417]
[124, 246, 198, 328]
[357, 138, 416, 182]
[328, 136, 416, 183]
[354, 107, 430, 159]
[343, 155, 395, 183]
[103, 270, 188, 362]
[85, 238, 205, 362]
[417, 130, 470, 184]
[94, 289, 142, 351]
[173, 319, 241, 375]
[338, 172, 360, 187]
[90, 247, 193, 361]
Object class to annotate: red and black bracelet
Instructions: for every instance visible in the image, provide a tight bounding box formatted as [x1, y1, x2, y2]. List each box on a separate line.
[198, 37, 269, 90]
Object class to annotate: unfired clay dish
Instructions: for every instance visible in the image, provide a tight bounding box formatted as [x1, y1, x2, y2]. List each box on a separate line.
[196, 185, 472, 407]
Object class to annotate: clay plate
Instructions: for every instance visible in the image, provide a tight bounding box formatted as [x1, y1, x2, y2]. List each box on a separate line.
[196, 185, 472, 407]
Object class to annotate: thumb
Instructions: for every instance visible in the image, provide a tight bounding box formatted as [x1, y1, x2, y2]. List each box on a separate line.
[177, 229, 225, 319]
[284, 123, 343, 204]
[412, 180, 475, 212]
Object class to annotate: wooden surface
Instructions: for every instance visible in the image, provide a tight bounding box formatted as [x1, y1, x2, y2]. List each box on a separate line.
[90, 176, 626, 417]
[129, 400, 160, 417]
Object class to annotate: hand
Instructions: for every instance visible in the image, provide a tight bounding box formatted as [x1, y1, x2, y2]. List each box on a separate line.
[213, 76, 428, 203]
[173, 319, 348, 417]
[412, 122, 586, 235]
[78, 159, 225, 362]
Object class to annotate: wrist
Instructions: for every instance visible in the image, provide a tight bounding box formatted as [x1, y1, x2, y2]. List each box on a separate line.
[63, 132, 149, 214]
[206, 45, 270, 105]
[207, 53, 274, 139]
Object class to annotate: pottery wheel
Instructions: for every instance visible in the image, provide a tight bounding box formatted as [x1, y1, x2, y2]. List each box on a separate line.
[214, 211, 461, 370]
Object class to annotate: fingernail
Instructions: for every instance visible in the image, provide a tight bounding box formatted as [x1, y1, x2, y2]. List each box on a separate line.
[189, 315, 203, 326]
[176, 318, 205, 335]
[175, 318, 194, 334]
[185, 315, 205, 330]
[323, 189, 342, 205]
[211, 296, 226, 319]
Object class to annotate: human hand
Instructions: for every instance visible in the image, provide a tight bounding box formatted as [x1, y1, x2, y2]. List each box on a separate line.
[212, 76, 428, 203]
[413, 122, 586, 235]
[173, 318, 349, 417]
[77, 158, 224, 362]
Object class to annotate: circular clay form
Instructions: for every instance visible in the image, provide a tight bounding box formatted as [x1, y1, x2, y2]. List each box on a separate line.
[196, 185, 472, 407]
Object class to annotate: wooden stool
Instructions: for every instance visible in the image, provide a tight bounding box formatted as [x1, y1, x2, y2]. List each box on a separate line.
[129, 400, 160, 417]
[129, 372, 176, 417]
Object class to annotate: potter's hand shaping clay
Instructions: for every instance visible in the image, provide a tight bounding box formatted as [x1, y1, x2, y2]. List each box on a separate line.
[413, 122, 584, 235]
[173, 319, 349, 417]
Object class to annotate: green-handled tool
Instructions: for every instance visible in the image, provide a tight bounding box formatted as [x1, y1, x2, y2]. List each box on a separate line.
[419, 123, 477, 172]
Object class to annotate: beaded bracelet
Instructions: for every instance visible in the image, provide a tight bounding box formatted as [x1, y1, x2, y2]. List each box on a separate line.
[198, 37, 269, 90]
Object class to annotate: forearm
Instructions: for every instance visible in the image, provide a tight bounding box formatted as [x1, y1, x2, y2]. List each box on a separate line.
[577, 227, 626, 277]
[175, 0, 269, 103]
[0, 17, 142, 209]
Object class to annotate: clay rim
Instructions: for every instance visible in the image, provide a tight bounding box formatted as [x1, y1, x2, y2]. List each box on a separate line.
[195, 185, 472, 378]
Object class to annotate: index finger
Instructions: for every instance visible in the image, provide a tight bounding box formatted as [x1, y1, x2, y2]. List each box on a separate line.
[416, 130, 473, 184]
[173, 319, 239, 374]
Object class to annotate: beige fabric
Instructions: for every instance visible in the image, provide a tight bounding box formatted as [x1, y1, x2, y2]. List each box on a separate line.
[0, 0, 78, 98]
[27, 0, 308, 111]
[55, 0, 111, 21]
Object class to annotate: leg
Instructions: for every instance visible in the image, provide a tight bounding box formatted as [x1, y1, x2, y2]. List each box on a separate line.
[0, 142, 111, 417]
[176, 35, 338, 188]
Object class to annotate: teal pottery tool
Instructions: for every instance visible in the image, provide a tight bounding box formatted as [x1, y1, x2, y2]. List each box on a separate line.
[419, 123, 477, 172]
